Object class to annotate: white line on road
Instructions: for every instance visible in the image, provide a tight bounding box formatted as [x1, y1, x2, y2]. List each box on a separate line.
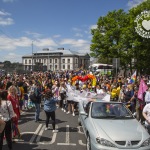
[79, 140, 86, 146]
[38, 125, 58, 145]
[66, 125, 69, 143]
[29, 124, 42, 144]
[36, 125, 45, 142]
[77, 126, 84, 134]
[57, 125, 76, 146]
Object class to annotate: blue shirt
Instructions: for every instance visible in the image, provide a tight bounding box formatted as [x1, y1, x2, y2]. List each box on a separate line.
[44, 97, 58, 112]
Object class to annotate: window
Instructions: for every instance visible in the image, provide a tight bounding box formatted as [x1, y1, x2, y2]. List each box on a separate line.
[68, 59, 70, 63]
[50, 65, 52, 70]
[50, 59, 52, 63]
[29, 60, 31, 64]
[98, 65, 104, 69]
[44, 59, 46, 63]
[39, 59, 41, 63]
[55, 59, 57, 63]
[76, 59, 78, 64]
[25, 60, 27, 64]
[55, 65, 57, 69]
[34, 59, 36, 63]
[62, 59, 65, 63]
[63, 65, 65, 69]
[67, 65, 70, 70]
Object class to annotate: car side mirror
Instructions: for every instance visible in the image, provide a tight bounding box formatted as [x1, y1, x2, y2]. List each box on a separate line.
[133, 112, 137, 118]
[80, 111, 88, 116]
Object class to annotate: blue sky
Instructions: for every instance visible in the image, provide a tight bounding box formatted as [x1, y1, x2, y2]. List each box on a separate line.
[0, 0, 146, 63]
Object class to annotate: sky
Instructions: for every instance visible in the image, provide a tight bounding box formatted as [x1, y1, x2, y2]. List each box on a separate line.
[0, 0, 146, 63]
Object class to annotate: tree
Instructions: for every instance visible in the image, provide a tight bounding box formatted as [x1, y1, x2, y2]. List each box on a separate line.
[90, 9, 130, 75]
[90, 0, 150, 75]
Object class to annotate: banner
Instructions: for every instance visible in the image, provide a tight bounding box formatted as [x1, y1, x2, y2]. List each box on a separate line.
[66, 84, 110, 102]
[138, 79, 148, 101]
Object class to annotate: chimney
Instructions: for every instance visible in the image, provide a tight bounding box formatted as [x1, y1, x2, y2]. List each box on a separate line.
[57, 48, 64, 50]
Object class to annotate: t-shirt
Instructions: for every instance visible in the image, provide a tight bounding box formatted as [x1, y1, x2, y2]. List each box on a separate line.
[143, 103, 150, 124]
[145, 91, 150, 103]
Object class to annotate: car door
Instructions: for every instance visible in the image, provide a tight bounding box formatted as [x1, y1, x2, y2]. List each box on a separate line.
[80, 101, 91, 135]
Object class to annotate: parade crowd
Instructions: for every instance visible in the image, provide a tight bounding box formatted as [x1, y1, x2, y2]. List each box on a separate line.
[0, 70, 150, 150]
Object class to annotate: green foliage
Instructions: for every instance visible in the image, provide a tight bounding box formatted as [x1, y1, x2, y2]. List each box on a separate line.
[90, 0, 150, 75]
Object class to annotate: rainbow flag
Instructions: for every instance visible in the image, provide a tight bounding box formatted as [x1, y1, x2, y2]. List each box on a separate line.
[129, 71, 136, 84]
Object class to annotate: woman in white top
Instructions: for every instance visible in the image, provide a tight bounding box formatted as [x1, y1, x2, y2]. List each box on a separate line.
[143, 103, 150, 134]
[58, 82, 67, 112]
[145, 88, 150, 104]
[0, 90, 16, 150]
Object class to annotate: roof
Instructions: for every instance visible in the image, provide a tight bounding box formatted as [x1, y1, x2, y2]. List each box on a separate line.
[36, 49, 74, 55]
[22, 49, 90, 57]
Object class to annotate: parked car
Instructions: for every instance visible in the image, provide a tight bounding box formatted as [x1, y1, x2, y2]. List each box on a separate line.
[78, 100, 150, 150]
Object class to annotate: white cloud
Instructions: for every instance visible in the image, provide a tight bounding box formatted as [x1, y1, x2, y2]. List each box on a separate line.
[2, 0, 15, 2]
[0, 35, 57, 51]
[90, 25, 97, 30]
[0, 10, 14, 26]
[53, 34, 61, 38]
[34, 38, 57, 47]
[3, 53, 22, 62]
[24, 31, 42, 38]
[0, 10, 11, 16]
[72, 27, 81, 32]
[127, 0, 146, 9]
[75, 33, 83, 37]
[0, 17, 14, 26]
[59, 38, 90, 54]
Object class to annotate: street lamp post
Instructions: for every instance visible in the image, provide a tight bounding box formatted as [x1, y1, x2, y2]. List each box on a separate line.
[32, 41, 33, 71]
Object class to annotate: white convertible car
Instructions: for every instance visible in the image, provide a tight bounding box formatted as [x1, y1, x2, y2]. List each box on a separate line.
[78, 100, 150, 150]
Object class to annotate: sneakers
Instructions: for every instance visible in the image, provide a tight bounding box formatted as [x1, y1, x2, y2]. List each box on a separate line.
[72, 112, 75, 116]
[52, 129, 58, 133]
[45, 127, 51, 130]
[45, 127, 48, 131]
[64, 109, 66, 112]
[61, 108, 64, 111]
[66, 111, 70, 114]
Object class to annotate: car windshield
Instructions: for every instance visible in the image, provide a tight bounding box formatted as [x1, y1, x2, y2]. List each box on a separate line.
[91, 102, 133, 119]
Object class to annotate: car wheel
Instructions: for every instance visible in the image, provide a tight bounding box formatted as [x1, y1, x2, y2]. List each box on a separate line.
[86, 134, 91, 150]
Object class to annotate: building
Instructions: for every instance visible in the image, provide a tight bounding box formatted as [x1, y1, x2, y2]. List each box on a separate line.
[22, 48, 90, 71]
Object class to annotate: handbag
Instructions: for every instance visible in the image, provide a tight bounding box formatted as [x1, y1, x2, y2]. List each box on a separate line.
[0, 119, 6, 133]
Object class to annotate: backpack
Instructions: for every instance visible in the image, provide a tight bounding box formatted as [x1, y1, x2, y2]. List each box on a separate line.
[29, 93, 37, 103]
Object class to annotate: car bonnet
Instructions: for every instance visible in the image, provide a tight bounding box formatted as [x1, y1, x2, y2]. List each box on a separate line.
[92, 118, 148, 141]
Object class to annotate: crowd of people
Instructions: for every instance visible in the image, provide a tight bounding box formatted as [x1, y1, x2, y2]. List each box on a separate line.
[0, 70, 150, 150]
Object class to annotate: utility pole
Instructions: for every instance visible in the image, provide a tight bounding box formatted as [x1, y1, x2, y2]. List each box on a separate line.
[32, 41, 33, 71]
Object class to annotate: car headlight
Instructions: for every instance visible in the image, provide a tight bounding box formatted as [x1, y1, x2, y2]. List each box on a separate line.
[141, 138, 150, 147]
[96, 137, 116, 147]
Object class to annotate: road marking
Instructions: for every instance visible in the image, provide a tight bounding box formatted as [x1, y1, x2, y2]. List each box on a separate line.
[79, 140, 86, 146]
[29, 124, 42, 144]
[36, 125, 45, 142]
[38, 125, 58, 145]
[66, 125, 69, 143]
[57, 125, 76, 146]
[77, 126, 84, 134]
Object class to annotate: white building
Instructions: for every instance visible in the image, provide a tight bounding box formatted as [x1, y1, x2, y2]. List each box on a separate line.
[22, 48, 90, 71]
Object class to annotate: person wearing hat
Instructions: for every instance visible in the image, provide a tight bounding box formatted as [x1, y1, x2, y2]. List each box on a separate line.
[43, 89, 59, 132]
